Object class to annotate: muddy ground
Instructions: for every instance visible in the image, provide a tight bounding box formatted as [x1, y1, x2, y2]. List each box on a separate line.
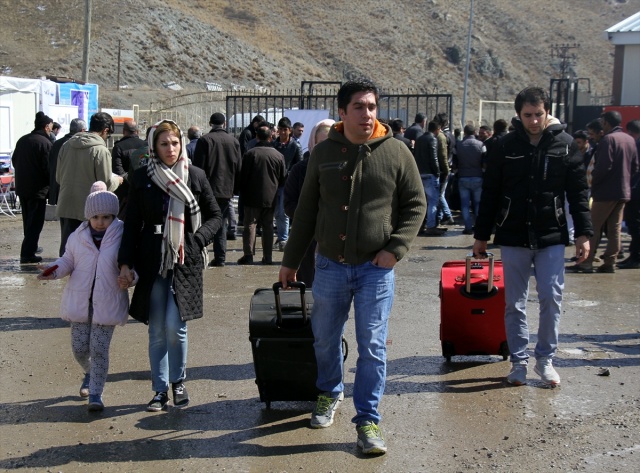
[0, 213, 639, 473]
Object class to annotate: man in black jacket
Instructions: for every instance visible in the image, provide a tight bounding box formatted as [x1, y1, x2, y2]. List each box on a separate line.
[237, 123, 286, 265]
[112, 120, 145, 218]
[48, 118, 86, 207]
[193, 113, 242, 267]
[473, 87, 592, 388]
[414, 121, 445, 235]
[11, 112, 53, 263]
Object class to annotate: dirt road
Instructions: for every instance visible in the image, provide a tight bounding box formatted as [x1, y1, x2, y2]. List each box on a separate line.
[1, 216, 639, 472]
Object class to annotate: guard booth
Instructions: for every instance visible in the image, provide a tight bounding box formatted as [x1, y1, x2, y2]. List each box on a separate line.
[549, 78, 609, 134]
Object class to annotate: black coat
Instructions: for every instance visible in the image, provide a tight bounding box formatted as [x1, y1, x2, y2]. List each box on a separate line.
[48, 132, 74, 204]
[112, 134, 146, 199]
[11, 129, 51, 199]
[192, 128, 242, 199]
[239, 142, 286, 208]
[118, 165, 222, 324]
[474, 119, 593, 249]
[413, 132, 440, 176]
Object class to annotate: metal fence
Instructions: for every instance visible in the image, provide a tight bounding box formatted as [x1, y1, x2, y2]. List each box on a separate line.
[138, 83, 453, 138]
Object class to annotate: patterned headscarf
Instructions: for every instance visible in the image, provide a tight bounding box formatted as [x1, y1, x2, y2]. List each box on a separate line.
[146, 119, 206, 276]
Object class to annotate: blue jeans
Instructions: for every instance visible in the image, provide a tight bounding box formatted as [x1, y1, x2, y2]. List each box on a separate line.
[148, 273, 188, 392]
[500, 245, 565, 363]
[274, 187, 289, 242]
[422, 175, 440, 229]
[437, 174, 453, 221]
[311, 253, 395, 425]
[458, 177, 483, 231]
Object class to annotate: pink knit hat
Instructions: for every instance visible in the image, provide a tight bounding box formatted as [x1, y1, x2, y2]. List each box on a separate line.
[84, 181, 119, 219]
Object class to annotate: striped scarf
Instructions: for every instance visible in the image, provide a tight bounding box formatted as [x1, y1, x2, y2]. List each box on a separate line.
[147, 120, 206, 276]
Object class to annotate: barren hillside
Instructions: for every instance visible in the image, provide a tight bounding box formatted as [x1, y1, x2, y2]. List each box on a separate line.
[0, 0, 637, 122]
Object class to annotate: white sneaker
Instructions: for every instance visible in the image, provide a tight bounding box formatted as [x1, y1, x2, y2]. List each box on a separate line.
[534, 357, 561, 386]
[506, 361, 528, 386]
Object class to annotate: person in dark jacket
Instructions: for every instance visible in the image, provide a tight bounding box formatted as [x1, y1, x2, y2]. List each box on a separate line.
[284, 119, 334, 285]
[11, 111, 53, 263]
[404, 112, 425, 143]
[112, 120, 146, 219]
[568, 110, 639, 273]
[238, 114, 264, 157]
[618, 120, 640, 269]
[192, 113, 242, 267]
[48, 118, 87, 206]
[185, 126, 201, 162]
[390, 119, 412, 151]
[118, 120, 221, 412]
[413, 121, 444, 235]
[237, 123, 286, 265]
[473, 87, 593, 388]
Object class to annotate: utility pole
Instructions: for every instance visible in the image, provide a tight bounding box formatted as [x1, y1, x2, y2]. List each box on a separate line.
[461, 0, 474, 127]
[82, 0, 92, 83]
[550, 43, 580, 79]
[117, 40, 121, 91]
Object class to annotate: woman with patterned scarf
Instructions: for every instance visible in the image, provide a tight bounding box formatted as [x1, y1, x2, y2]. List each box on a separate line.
[118, 120, 221, 411]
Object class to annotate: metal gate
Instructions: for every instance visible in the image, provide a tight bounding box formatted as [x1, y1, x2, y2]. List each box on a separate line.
[226, 82, 453, 136]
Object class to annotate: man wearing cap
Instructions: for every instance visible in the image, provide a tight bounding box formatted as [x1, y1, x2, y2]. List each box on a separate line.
[11, 111, 53, 263]
[56, 112, 123, 257]
[192, 113, 242, 267]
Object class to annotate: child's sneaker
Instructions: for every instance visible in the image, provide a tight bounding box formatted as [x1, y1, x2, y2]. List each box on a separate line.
[79, 373, 90, 398]
[534, 357, 561, 386]
[506, 361, 528, 386]
[310, 392, 344, 428]
[87, 394, 104, 412]
[147, 392, 169, 412]
[356, 421, 387, 454]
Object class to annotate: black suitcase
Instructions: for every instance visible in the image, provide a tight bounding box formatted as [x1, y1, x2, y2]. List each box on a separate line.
[249, 282, 318, 409]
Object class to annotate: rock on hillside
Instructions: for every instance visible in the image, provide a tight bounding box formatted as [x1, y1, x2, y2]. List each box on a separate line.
[0, 0, 637, 122]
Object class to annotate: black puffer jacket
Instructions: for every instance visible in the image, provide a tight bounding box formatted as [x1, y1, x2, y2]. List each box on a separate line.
[118, 165, 222, 324]
[474, 118, 593, 248]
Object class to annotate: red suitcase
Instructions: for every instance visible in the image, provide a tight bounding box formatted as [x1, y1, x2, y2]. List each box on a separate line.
[439, 253, 509, 362]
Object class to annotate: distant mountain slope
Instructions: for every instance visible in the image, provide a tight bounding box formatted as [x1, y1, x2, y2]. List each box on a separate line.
[1, 0, 637, 120]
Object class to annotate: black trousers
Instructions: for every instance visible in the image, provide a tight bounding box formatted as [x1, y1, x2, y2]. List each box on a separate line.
[20, 197, 46, 258]
[624, 199, 640, 257]
[212, 198, 230, 263]
[59, 217, 83, 256]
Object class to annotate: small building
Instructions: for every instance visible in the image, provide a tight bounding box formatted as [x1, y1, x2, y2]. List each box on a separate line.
[604, 11, 640, 106]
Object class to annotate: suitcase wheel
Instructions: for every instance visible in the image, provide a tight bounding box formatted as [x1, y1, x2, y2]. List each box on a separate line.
[499, 341, 510, 361]
[442, 341, 455, 363]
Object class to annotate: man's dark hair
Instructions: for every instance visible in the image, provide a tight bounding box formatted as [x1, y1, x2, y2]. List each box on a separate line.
[278, 117, 292, 129]
[586, 118, 603, 133]
[210, 112, 226, 126]
[256, 124, 271, 141]
[187, 126, 201, 140]
[293, 122, 303, 129]
[337, 79, 379, 111]
[514, 87, 551, 115]
[572, 130, 588, 141]
[434, 112, 449, 128]
[122, 120, 138, 134]
[627, 120, 640, 135]
[601, 110, 622, 128]
[251, 115, 265, 125]
[52, 122, 61, 131]
[479, 125, 491, 133]
[414, 113, 426, 123]
[427, 121, 439, 133]
[89, 112, 115, 134]
[390, 119, 404, 133]
[493, 119, 508, 134]
[463, 124, 476, 136]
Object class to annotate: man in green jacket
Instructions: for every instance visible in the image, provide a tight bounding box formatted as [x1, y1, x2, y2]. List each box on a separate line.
[279, 79, 426, 455]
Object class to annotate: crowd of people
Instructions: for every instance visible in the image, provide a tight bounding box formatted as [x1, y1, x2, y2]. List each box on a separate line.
[7, 80, 639, 456]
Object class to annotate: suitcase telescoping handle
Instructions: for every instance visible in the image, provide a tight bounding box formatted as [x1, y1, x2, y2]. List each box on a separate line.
[466, 252, 494, 293]
[272, 281, 308, 325]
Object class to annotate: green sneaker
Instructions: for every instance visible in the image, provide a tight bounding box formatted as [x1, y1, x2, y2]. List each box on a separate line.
[310, 392, 344, 428]
[356, 421, 387, 454]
